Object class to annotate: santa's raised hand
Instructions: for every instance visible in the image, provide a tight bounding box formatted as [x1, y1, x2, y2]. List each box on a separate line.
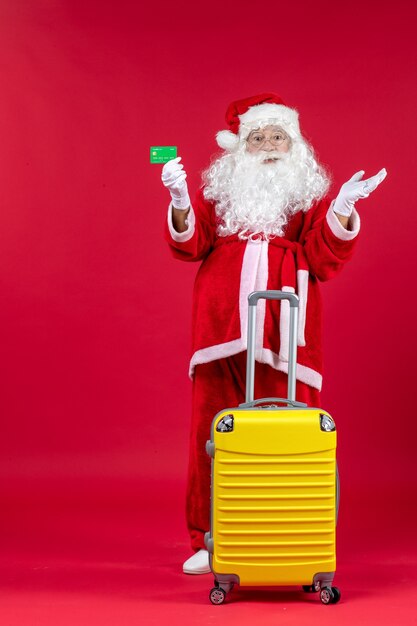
[161, 156, 191, 210]
[333, 168, 387, 217]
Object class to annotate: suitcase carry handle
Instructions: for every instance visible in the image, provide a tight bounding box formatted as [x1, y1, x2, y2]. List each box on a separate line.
[246, 290, 299, 404]
[239, 397, 307, 409]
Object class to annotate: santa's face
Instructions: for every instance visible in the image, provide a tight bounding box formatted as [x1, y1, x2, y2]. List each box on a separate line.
[245, 125, 291, 162]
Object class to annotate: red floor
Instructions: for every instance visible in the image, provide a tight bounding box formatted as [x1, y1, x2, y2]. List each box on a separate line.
[1, 478, 416, 626]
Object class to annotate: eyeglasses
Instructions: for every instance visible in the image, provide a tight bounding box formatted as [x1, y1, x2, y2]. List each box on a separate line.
[246, 129, 289, 148]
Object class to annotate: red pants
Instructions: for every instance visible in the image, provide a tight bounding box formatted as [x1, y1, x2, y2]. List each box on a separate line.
[186, 351, 321, 551]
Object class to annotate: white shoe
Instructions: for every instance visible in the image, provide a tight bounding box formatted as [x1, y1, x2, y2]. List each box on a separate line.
[183, 549, 211, 575]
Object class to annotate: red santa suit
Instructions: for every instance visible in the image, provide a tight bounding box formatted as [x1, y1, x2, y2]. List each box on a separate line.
[165, 190, 360, 551]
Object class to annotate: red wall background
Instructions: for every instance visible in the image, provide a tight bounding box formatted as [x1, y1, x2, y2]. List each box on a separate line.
[0, 0, 416, 591]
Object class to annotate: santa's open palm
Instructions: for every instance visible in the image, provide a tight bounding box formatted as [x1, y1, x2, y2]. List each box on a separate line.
[333, 168, 387, 217]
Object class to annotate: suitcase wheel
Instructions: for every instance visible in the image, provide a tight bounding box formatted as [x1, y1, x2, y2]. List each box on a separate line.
[320, 586, 341, 605]
[331, 587, 341, 604]
[209, 587, 226, 605]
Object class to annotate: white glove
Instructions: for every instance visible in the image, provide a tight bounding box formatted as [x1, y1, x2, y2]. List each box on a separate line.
[161, 156, 190, 210]
[333, 168, 387, 217]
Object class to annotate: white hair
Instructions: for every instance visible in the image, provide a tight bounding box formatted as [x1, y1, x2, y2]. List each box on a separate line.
[203, 130, 331, 241]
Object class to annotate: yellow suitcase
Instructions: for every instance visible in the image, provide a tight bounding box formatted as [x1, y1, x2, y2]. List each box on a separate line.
[205, 291, 340, 605]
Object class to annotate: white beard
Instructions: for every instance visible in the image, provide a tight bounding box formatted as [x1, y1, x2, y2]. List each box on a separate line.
[203, 141, 330, 240]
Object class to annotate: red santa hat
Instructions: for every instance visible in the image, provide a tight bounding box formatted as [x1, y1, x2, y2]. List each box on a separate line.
[216, 93, 301, 152]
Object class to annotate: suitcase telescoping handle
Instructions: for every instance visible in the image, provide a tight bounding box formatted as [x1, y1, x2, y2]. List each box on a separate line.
[245, 290, 301, 404]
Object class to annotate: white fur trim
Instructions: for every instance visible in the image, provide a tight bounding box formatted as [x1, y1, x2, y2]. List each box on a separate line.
[327, 201, 361, 240]
[278, 286, 294, 362]
[278, 275, 308, 360]
[167, 202, 195, 243]
[254, 241, 269, 360]
[239, 103, 300, 137]
[189, 338, 323, 391]
[216, 130, 240, 151]
[189, 343, 322, 391]
[238, 239, 269, 354]
[238, 240, 264, 340]
[189, 338, 245, 375]
[297, 269, 308, 346]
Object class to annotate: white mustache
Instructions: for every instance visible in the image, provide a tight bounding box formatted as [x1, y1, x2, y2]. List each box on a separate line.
[248, 151, 290, 164]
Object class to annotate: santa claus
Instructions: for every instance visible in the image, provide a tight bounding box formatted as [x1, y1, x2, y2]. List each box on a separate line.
[161, 93, 386, 574]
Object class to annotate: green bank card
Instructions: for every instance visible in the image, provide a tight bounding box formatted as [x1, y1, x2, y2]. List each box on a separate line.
[150, 146, 177, 164]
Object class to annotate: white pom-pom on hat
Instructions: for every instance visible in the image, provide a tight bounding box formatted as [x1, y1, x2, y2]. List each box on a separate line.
[216, 130, 240, 151]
